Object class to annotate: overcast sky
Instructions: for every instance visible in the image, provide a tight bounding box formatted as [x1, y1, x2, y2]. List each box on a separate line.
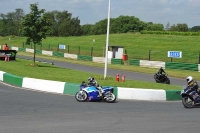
[0, 0, 200, 28]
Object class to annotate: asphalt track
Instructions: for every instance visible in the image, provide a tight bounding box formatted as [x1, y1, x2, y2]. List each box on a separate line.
[1, 82, 200, 133]
[16, 55, 188, 86]
[1, 56, 200, 133]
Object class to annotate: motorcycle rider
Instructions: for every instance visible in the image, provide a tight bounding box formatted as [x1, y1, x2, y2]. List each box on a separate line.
[186, 76, 200, 103]
[88, 76, 104, 97]
[157, 67, 166, 80]
[187, 76, 200, 94]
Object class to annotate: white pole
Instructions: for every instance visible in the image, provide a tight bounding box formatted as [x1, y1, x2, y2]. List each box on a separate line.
[104, 0, 111, 79]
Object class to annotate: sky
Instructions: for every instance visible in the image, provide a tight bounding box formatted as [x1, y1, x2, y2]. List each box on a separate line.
[0, 0, 200, 28]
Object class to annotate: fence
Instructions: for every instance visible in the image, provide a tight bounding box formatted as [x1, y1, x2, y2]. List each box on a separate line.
[21, 42, 200, 64]
[22, 42, 104, 57]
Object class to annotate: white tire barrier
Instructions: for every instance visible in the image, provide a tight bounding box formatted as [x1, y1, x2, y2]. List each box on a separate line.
[140, 60, 165, 68]
[117, 87, 166, 101]
[22, 77, 65, 94]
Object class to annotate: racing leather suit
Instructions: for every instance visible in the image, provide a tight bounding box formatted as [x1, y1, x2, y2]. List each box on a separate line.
[157, 68, 166, 80]
[88, 80, 104, 97]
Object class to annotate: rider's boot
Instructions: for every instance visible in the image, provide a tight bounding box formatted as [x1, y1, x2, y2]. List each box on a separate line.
[97, 91, 102, 97]
[194, 96, 200, 104]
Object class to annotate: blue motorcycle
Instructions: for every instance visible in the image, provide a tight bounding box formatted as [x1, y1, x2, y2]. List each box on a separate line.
[180, 85, 200, 108]
[75, 84, 116, 103]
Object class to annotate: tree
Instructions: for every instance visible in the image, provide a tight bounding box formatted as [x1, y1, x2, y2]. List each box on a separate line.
[13, 8, 25, 36]
[81, 24, 94, 35]
[169, 24, 177, 31]
[165, 22, 170, 30]
[20, 3, 52, 66]
[176, 23, 188, 32]
[146, 23, 164, 31]
[190, 26, 200, 32]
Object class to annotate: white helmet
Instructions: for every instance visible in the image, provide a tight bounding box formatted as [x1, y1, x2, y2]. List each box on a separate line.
[186, 76, 193, 83]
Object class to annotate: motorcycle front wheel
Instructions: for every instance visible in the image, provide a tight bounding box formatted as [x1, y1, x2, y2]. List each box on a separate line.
[104, 93, 116, 103]
[165, 78, 170, 84]
[75, 91, 88, 102]
[182, 96, 194, 108]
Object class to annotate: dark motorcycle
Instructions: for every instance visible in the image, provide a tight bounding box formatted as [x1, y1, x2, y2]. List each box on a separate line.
[180, 85, 200, 108]
[154, 73, 170, 84]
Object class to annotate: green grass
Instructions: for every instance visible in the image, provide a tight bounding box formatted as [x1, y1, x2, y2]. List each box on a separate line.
[1, 33, 200, 64]
[0, 58, 181, 90]
[18, 51, 200, 81]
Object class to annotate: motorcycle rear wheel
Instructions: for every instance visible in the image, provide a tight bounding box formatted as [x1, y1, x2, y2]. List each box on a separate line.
[104, 93, 116, 103]
[182, 96, 194, 108]
[75, 91, 88, 102]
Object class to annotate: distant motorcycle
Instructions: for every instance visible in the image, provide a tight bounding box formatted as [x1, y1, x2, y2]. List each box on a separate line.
[180, 85, 200, 108]
[75, 84, 116, 103]
[154, 73, 170, 84]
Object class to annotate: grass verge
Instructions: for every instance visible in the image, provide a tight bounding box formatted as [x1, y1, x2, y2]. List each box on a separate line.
[0, 57, 181, 90]
[17, 51, 200, 81]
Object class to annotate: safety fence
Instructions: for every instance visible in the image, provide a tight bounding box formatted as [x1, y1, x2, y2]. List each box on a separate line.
[19, 43, 200, 64]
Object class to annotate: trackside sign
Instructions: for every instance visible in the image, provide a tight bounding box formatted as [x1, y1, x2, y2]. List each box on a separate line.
[168, 51, 182, 58]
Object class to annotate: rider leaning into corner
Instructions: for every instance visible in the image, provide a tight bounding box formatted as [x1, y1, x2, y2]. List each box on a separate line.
[80, 76, 104, 97]
[157, 67, 166, 80]
[87, 76, 104, 97]
[186, 76, 200, 103]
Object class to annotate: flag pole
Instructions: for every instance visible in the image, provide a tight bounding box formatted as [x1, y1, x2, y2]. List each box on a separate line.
[104, 0, 111, 79]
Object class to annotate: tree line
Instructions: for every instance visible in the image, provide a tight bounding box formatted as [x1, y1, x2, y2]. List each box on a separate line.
[0, 7, 200, 37]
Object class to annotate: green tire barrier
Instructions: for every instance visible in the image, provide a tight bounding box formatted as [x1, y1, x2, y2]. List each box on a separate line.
[78, 55, 93, 61]
[166, 62, 198, 71]
[3, 73, 23, 87]
[111, 58, 123, 65]
[165, 90, 181, 100]
[36, 50, 42, 54]
[18, 47, 26, 52]
[129, 59, 140, 66]
[64, 82, 80, 95]
[112, 86, 118, 97]
[53, 52, 64, 57]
